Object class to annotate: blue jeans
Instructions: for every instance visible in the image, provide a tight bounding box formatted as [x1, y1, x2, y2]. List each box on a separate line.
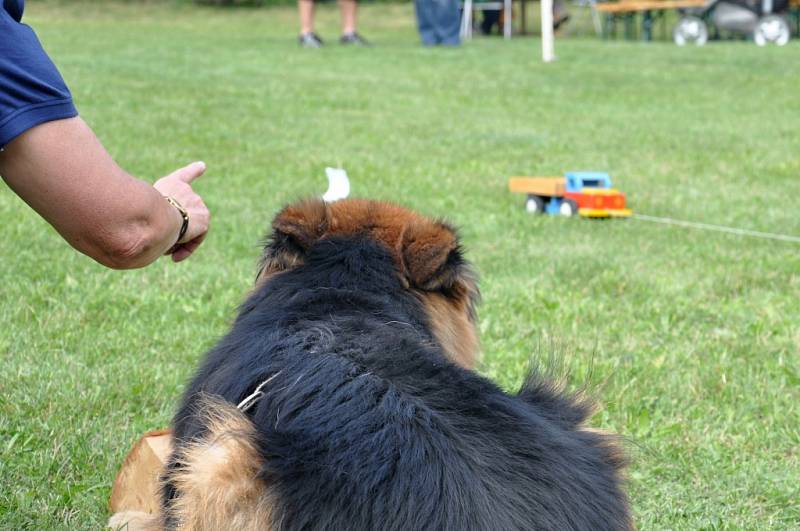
[414, 0, 461, 46]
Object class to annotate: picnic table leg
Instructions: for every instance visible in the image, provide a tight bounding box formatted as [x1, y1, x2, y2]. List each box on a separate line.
[793, 8, 800, 36]
[624, 12, 636, 39]
[642, 10, 653, 41]
[591, 3, 603, 36]
[603, 13, 615, 39]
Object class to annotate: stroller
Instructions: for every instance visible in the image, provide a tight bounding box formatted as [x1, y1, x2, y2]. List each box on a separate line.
[673, 0, 792, 45]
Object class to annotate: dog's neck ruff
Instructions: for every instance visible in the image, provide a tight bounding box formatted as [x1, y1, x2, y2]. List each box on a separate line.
[237, 371, 282, 412]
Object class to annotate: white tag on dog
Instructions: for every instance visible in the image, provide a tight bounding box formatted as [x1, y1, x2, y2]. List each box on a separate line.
[323, 167, 351, 203]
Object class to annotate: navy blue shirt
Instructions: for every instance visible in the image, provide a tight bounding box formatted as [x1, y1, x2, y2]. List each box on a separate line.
[0, 0, 77, 148]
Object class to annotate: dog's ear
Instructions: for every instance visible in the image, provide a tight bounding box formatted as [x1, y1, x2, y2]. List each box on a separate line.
[258, 200, 329, 281]
[401, 221, 463, 291]
[402, 220, 481, 369]
[272, 200, 329, 251]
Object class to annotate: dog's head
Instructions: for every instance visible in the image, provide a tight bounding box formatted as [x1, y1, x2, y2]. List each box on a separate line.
[257, 198, 480, 369]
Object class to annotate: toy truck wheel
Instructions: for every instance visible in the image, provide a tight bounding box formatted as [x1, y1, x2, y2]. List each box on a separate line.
[525, 195, 545, 214]
[559, 198, 579, 216]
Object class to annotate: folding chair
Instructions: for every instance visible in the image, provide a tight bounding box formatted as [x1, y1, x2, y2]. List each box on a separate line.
[573, 0, 604, 36]
[460, 0, 514, 39]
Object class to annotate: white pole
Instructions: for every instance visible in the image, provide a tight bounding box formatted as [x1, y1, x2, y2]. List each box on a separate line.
[460, 0, 473, 41]
[504, 0, 512, 39]
[541, 0, 555, 62]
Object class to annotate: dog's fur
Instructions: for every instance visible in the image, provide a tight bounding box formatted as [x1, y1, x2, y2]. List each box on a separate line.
[153, 198, 631, 531]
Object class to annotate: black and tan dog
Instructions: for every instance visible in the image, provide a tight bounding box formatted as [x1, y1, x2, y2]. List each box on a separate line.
[128, 199, 632, 530]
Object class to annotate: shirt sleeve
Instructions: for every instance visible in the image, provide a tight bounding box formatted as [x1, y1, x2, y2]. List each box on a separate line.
[0, 3, 78, 149]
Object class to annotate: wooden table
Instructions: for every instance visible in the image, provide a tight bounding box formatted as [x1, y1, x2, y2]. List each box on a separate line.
[516, 0, 704, 35]
[594, 0, 705, 13]
[516, 0, 799, 38]
[594, 0, 707, 40]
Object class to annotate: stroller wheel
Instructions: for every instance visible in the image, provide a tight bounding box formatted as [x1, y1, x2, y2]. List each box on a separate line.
[673, 16, 709, 46]
[753, 15, 790, 46]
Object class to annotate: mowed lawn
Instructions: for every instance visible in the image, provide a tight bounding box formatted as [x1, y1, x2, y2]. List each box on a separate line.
[1, 2, 799, 528]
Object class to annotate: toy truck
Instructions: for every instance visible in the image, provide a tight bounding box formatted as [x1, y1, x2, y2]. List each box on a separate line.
[509, 172, 632, 218]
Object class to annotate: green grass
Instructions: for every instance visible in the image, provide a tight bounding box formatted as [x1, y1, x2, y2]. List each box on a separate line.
[2, 2, 799, 528]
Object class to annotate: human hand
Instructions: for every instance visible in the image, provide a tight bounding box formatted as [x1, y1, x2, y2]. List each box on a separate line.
[153, 161, 210, 262]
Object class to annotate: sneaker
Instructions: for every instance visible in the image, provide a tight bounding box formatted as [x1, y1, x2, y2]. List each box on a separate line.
[340, 32, 370, 46]
[299, 32, 324, 48]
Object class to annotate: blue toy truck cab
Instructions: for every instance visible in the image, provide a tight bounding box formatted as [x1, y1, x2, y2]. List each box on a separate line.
[565, 172, 612, 192]
[541, 172, 613, 214]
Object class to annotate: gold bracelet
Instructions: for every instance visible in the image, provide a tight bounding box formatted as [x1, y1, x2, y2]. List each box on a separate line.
[164, 196, 189, 245]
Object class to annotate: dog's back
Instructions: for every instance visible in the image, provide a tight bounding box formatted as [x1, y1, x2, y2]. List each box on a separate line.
[162, 200, 632, 531]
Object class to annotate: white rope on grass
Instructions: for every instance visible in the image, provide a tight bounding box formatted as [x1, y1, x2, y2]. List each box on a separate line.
[633, 214, 800, 244]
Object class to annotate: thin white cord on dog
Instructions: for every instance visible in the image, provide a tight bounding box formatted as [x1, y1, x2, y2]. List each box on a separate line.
[633, 214, 800, 244]
[237, 371, 282, 412]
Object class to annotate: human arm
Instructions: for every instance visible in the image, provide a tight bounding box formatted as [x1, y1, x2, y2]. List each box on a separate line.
[0, 116, 210, 269]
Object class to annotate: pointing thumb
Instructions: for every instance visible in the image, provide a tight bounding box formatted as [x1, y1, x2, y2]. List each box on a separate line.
[175, 161, 206, 184]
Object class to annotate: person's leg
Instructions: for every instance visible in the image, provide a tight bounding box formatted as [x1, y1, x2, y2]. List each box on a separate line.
[339, 0, 357, 35]
[553, 0, 570, 30]
[339, 0, 370, 44]
[436, 0, 462, 45]
[481, 8, 501, 35]
[298, 0, 324, 46]
[299, 0, 315, 34]
[414, 0, 440, 45]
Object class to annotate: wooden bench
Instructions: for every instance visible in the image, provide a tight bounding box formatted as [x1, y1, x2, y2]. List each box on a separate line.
[791, 0, 800, 35]
[598, 0, 800, 40]
[595, 0, 708, 40]
[595, 0, 705, 13]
